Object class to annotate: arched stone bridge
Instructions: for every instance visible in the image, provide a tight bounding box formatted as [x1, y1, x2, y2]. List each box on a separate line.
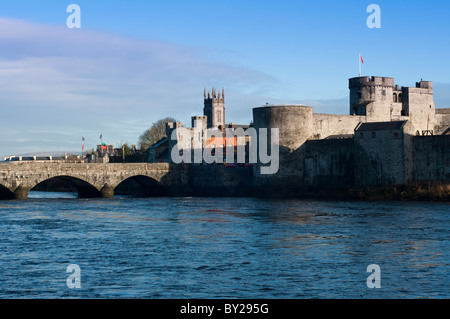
[0, 162, 189, 200]
[0, 162, 253, 200]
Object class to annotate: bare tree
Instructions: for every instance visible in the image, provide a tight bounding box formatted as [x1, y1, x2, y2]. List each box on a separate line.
[138, 117, 177, 150]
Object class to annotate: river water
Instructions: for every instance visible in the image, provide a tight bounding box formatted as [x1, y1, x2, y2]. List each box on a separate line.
[0, 192, 448, 299]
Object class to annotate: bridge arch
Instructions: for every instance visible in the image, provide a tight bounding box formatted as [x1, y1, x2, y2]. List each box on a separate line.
[0, 183, 14, 200]
[31, 175, 102, 198]
[114, 175, 168, 197]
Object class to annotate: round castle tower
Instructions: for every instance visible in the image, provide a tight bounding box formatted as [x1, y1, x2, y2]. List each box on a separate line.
[349, 76, 395, 122]
[252, 105, 313, 185]
[253, 105, 313, 151]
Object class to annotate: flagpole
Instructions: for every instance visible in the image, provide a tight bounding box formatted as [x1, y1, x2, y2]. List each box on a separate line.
[100, 134, 103, 156]
[359, 53, 361, 77]
[81, 137, 83, 160]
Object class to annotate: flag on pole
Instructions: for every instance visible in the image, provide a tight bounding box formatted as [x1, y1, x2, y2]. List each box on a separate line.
[82, 137, 85, 151]
[359, 54, 364, 77]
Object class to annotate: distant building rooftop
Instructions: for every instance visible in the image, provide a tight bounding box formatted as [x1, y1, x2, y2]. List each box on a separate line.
[149, 137, 169, 149]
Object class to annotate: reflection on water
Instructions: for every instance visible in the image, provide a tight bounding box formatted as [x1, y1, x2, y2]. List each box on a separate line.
[0, 193, 448, 299]
[28, 191, 78, 199]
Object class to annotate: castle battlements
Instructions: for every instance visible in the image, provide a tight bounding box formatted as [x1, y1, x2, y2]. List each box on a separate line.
[349, 76, 395, 88]
[204, 87, 224, 102]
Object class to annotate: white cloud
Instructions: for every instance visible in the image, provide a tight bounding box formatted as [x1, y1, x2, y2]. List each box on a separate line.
[0, 17, 362, 158]
[0, 17, 277, 157]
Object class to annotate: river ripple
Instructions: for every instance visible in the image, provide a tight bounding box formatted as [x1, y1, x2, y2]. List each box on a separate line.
[0, 192, 448, 299]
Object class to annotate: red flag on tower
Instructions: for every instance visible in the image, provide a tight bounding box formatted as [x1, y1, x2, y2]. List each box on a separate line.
[359, 54, 364, 77]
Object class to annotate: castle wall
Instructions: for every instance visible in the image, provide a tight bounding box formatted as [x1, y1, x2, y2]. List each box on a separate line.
[312, 114, 363, 139]
[189, 164, 253, 196]
[167, 75, 449, 197]
[354, 122, 415, 187]
[391, 102, 404, 118]
[412, 136, 450, 182]
[252, 105, 313, 181]
[250, 105, 314, 194]
[435, 109, 450, 135]
[253, 105, 314, 150]
[301, 138, 354, 189]
[402, 83, 436, 133]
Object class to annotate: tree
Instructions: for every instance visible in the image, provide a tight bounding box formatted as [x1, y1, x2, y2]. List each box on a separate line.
[138, 117, 177, 150]
[118, 143, 133, 156]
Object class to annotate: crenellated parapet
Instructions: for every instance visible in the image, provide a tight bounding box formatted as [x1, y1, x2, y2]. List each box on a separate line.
[349, 76, 395, 89]
[204, 87, 225, 102]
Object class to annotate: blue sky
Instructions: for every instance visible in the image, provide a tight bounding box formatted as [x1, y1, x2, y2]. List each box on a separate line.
[1, 0, 450, 157]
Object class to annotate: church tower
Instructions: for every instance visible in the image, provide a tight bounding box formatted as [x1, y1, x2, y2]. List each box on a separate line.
[203, 87, 225, 129]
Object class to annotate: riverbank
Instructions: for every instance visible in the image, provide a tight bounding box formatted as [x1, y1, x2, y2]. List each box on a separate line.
[350, 182, 450, 202]
[292, 182, 450, 202]
[17, 178, 450, 202]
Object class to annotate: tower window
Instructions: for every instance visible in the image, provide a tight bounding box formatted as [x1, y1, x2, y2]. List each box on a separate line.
[393, 93, 398, 103]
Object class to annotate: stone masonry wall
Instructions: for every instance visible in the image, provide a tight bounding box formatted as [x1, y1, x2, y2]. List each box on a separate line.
[312, 114, 363, 139]
[403, 87, 436, 133]
[412, 136, 450, 182]
[354, 130, 409, 187]
[435, 109, 450, 135]
[301, 138, 355, 189]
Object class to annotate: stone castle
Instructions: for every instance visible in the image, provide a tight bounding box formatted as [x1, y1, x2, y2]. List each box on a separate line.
[166, 76, 449, 196]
